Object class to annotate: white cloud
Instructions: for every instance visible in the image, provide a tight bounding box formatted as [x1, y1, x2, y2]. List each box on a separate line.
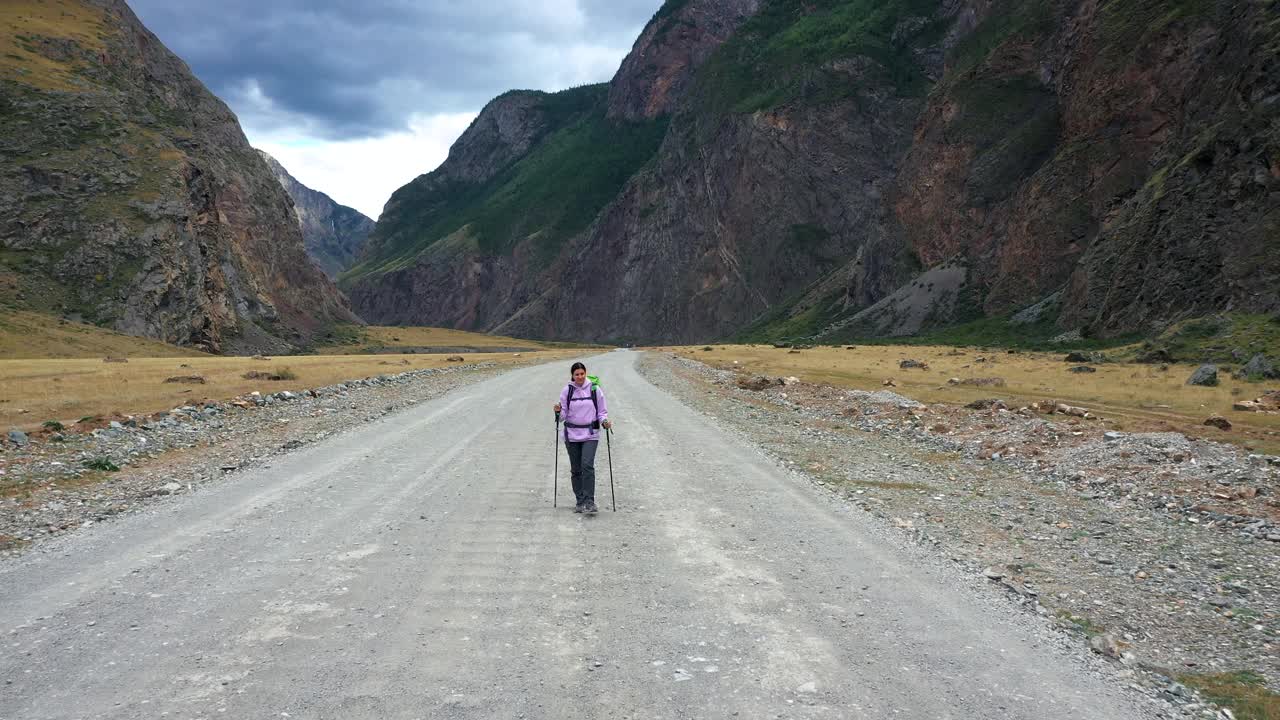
[132, 0, 665, 218]
[252, 112, 478, 220]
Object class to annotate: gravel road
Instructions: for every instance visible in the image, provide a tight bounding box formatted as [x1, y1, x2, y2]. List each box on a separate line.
[0, 351, 1151, 719]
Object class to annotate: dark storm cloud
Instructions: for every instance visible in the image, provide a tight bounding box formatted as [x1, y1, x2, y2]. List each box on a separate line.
[128, 0, 664, 139]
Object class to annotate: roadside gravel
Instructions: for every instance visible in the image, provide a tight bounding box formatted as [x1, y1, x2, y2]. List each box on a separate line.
[638, 352, 1279, 717]
[0, 360, 518, 552]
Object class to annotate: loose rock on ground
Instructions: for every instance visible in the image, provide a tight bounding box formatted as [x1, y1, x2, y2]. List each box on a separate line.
[638, 352, 1278, 718]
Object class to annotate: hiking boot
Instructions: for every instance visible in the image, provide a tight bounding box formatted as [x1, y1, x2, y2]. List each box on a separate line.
[573, 503, 585, 513]
[585, 501, 599, 514]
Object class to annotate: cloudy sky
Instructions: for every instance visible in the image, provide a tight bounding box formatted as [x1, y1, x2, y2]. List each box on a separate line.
[129, 0, 664, 219]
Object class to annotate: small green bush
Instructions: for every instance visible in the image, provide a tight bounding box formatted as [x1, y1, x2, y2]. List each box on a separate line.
[243, 367, 298, 381]
[83, 457, 120, 472]
[42, 420, 64, 431]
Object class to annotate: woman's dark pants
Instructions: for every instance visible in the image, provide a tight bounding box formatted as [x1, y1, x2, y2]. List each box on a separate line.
[566, 440, 598, 506]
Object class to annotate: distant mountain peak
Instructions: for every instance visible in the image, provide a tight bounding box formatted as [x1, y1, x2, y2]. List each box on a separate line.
[256, 150, 375, 278]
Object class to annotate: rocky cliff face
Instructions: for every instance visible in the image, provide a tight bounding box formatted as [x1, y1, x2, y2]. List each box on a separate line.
[257, 150, 374, 278]
[880, 0, 1280, 340]
[0, 0, 357, 353]
[350, 0, 1280, 344]
[343, 85, 670, 330]
[607, 0, 761, 120]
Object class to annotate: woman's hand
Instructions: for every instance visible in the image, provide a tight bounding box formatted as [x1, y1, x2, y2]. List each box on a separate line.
[602, 419, 612, 430]
[553, 402, 562, 413]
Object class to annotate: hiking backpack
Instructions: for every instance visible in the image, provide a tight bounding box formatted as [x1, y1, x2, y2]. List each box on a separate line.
[563, 376, 601, 429]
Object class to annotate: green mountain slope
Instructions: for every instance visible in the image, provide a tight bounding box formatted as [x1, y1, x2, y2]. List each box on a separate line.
[343, 85, 667, 284]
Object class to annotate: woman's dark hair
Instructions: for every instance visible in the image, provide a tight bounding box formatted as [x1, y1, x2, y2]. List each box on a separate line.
[570, 362, 587, 375]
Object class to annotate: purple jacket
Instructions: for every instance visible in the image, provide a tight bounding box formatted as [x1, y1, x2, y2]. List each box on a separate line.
[558, 380, 608, 442]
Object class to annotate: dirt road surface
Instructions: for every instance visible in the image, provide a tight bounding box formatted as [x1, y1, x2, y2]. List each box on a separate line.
[0, 351, 1150, 719]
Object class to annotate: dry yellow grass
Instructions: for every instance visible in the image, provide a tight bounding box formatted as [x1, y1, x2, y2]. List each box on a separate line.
[665, 344, 1280, 452]
[0, 350, 580, 430]
[314, 325, 558, 354]
[0, 311, 203, 359]
[0, 0, 108, 91]
[317, 324, 552, 351]
[0, 312, 600, 428]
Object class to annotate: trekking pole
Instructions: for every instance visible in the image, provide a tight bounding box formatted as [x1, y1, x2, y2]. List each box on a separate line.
[606, 426, 616, 512]
[553, 412, 561, 508]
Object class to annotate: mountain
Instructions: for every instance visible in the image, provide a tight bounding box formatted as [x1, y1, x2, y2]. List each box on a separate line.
[0, 0, 358, 354]
[348, 0, 1279, 345]
[341, 85, 669, 332]
[257, 150, 374, 279]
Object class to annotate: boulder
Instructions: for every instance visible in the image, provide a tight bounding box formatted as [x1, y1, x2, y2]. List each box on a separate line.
[965, 398, 1007, 410]
[1238, 354, 1279, 380]
[736, 376, 773, 392]
[1088, 633, 1123, 659]
[1056, 403, 1090, 418]
[1204, 416, 1232, 431]
[1134, 347, 1174, 364]
[163, 375, 206, 384]
[7, 429, 29, 447]
[1069, 366, 1097, 374]
[899, 359, 929, 370]
[446, 355, 465, 362]
[1186, 364, 1219, 387]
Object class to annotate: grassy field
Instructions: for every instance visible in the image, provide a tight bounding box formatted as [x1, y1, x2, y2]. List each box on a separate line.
[0, 311, 205, 359]
[312, 324, 579, 354]
[0, 350, 584, 431]
[667, 344, 1280, 453]
[0, 313, 594, 430]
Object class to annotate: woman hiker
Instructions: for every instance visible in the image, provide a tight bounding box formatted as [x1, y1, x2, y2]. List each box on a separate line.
[553, 362, 611, 514]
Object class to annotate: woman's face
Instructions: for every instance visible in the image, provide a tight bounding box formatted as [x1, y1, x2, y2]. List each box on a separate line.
[572, 368, 587, 384]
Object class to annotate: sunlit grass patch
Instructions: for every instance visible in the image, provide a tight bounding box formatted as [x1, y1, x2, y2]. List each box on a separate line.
[659, 343, 1280, 454]
[1179, 671, 1280, 720]
[0, 0, 108, 90]
[0, 320, 582, 430]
